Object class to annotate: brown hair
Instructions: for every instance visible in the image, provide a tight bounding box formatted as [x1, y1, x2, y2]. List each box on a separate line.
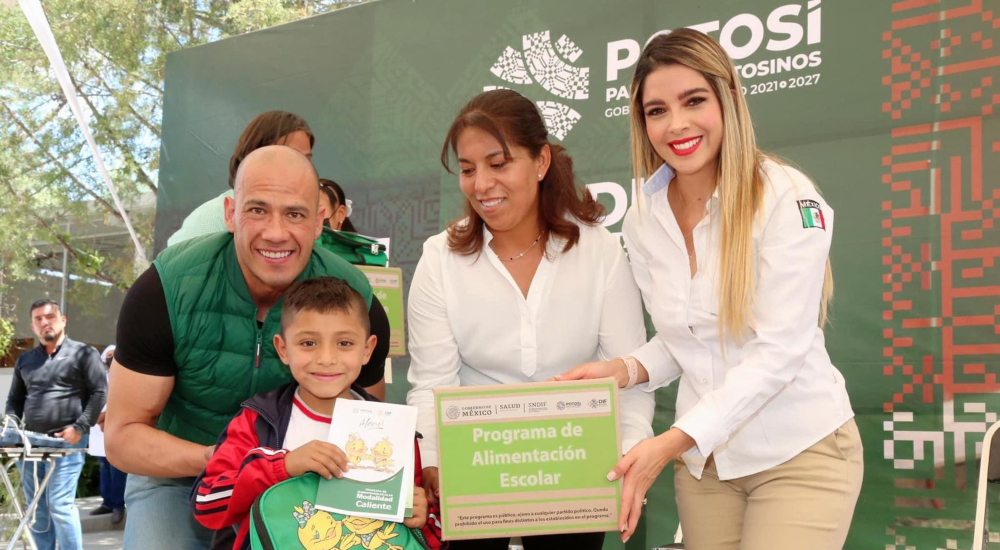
[280, 278, 370, 336]
[440, 89, 604, 256]
[228, 111, 314, 188]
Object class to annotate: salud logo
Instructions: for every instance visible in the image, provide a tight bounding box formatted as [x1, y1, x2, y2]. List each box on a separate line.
[484, 30, 589, 140]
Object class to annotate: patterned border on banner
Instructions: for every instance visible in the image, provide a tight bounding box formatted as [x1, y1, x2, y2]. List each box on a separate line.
[881, 1, 1000, 548]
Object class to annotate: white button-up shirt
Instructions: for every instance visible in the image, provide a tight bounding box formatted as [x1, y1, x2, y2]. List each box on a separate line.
[624, 160, 854, 481]
[406, 221, 655, 467]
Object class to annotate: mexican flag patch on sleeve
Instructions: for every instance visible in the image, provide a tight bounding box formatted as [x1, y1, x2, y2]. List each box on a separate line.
[797, 199, 826, 230]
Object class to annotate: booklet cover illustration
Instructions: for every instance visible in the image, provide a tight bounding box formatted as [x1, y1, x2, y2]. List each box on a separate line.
[316, 399, 417, 522]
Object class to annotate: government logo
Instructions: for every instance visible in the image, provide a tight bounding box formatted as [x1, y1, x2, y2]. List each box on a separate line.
[484, 30, 589, 140]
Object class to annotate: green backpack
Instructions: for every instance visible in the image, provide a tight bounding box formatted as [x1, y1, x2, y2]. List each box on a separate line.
[250, 473, 430, 550]
[317, 228, 388, 267]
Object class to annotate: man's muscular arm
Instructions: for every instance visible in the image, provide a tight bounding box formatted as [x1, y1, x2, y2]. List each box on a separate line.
[104, 361, 212, 477]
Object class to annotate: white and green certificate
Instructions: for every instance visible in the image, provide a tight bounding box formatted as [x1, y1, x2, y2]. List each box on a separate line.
[434, 379, 622, 540]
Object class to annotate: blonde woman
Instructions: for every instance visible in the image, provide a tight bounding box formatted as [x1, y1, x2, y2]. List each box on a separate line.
[555, 29, 861, 549]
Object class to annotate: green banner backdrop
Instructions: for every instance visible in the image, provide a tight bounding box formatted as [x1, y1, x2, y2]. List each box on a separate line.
[154, 1, 1000, 548]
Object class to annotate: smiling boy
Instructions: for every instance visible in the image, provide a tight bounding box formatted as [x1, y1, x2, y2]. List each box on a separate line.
[191, 278, 440, 550]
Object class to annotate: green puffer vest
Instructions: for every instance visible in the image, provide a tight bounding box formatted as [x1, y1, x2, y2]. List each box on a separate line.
[152, 232, 373, 446]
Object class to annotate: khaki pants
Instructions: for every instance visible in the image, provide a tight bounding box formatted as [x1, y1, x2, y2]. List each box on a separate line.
[674, 419, 863, 550]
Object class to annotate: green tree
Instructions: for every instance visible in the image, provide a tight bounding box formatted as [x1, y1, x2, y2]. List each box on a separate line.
[0, 0, 366, 356]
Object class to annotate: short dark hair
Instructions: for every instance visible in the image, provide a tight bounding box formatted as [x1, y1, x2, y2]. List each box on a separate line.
[281, 278, 369, 335]
[29, 299, 60, 316]
[228, 111, 314, 189]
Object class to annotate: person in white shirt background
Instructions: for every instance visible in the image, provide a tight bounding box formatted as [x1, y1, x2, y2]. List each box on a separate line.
[555, 29, 862, 549]
[88, 345, 126, 525]
[406, 89, 655, 550]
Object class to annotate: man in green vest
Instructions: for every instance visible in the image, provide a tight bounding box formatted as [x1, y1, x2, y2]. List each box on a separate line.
[105, 146, 379, 550]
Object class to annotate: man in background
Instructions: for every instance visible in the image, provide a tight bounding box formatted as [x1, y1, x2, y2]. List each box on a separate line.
[4, 299, 108, 550]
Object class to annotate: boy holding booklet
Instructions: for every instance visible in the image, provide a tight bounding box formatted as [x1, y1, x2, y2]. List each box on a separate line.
[192, 277, 441, 550]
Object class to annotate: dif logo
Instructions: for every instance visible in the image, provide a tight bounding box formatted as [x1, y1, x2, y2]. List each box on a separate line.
[527, 401, 548, 413]
[589, 398, 609, 409]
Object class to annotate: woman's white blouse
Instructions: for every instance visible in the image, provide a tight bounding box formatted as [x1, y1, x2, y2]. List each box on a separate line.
[406, 221, 655, 468]
[624, 160, 854, 481]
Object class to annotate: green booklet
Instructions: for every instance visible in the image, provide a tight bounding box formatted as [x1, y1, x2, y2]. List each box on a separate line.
[315, 399, 418, 522]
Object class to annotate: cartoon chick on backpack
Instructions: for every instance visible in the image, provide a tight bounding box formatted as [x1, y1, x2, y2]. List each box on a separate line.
[294, 501, 344, 550]
[294, 501, 404, 550]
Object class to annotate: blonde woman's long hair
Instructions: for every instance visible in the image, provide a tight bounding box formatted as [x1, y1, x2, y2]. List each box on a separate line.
[627, 29, 833, 341]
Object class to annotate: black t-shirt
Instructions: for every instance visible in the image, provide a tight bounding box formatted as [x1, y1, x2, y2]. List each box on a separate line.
[115, 266, 388, 387]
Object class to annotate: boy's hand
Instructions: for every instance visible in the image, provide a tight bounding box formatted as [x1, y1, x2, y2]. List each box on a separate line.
[421, 467, 440, 505]
[403, 486, 428, 529]
[284, 441, 350, 480]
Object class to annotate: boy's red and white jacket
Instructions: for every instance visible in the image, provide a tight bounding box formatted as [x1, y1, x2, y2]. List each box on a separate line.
[191, 382, 445, 550]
